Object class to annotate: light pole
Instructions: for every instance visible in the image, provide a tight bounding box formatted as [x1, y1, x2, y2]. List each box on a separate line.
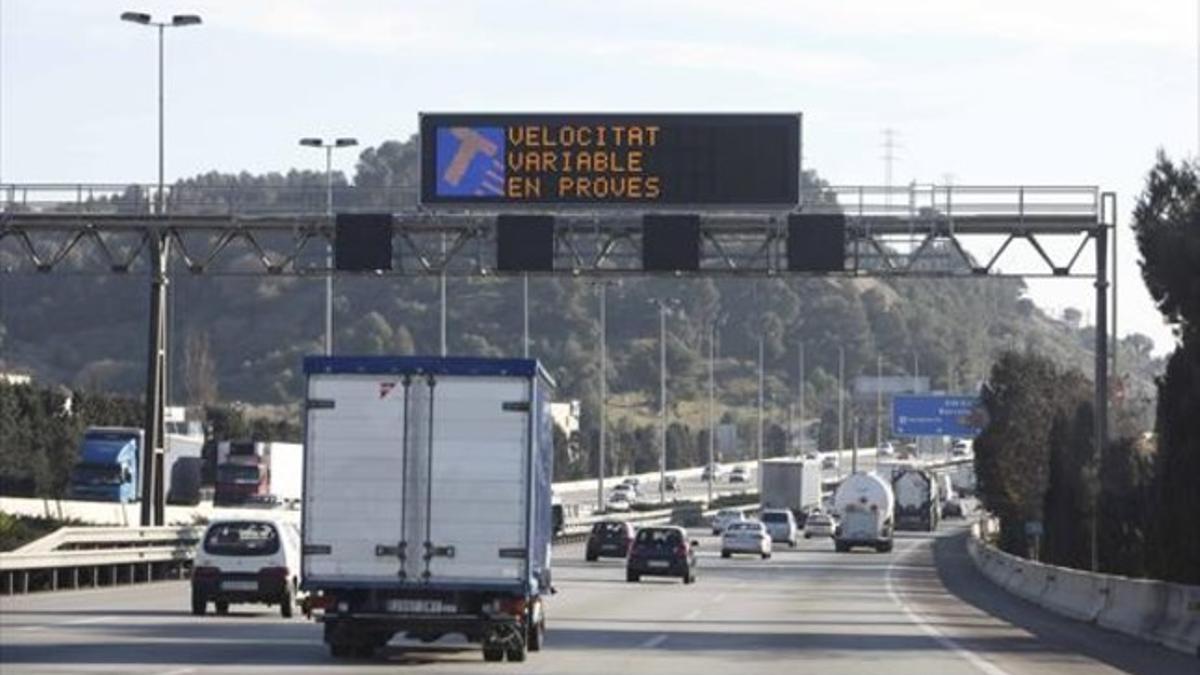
[523, 275, 530, 358]
[797, 342, 805, 456]
[593, 281, 619, 510]
[838, 345, 845, 479]
[121, 11, 202, 214]
[300, 137, 358, 356]
[649, 298, 682, 504]
[121, 10, 200, 528]
[707, 316, 726, 504]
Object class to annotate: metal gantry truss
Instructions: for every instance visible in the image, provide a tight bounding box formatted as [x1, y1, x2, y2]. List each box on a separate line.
[0, 183, 1116, 527]
[3, 184, 1109, 278]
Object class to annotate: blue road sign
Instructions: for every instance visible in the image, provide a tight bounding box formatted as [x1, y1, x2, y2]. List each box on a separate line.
[892, 395, 984, 437]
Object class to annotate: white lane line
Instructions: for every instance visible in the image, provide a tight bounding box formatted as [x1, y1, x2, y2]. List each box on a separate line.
[682, 608, 702, 620]
[641, 633, 668, 649]
[14, 616, 113, 632]
[885, 547, 1010, 675]
[156, 669, 196, 675]
[712, 592, 727, 603]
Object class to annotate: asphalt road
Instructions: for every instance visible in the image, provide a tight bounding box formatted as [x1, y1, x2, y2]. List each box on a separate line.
[1, 522, 1192, 675]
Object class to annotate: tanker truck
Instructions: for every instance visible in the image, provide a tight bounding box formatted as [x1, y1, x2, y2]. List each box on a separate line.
[832, 472, 895, 553]
[892, 468, 940, 532]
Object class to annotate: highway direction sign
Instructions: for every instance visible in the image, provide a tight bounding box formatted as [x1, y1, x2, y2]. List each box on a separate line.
[892, 395, 984, 437]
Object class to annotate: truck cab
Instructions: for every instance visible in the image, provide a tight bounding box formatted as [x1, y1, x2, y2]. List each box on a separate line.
[215, 441, 269, 506]
[69, 427, 142, 503]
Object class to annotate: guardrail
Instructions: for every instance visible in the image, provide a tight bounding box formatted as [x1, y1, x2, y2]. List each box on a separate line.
[1, 526, 202, 595]
[0, 453, 972, 596]
[967, 520, 1200, 658]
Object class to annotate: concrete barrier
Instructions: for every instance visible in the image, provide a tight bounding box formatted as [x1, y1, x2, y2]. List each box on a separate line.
[1152, 584, 1200, 657]
[1041, 565, 1107, 622]
[967, 516, 1200, 658]
[1097, 577, 1169, 643]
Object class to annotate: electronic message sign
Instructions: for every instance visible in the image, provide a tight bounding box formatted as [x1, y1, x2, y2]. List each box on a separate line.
[419, 113, 800, 207]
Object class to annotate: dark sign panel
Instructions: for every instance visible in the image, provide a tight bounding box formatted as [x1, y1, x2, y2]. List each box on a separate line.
[420, 113, 800, 207]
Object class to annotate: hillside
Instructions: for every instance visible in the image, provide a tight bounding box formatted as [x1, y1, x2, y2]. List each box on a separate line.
[0, 138, 1163, 476]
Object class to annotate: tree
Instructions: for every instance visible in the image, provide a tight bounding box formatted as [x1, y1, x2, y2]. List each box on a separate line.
[1131, 152, 1200, 584]
[183, 330, 218, 406]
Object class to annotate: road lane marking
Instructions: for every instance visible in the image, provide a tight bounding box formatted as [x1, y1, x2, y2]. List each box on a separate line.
[885, 545, 1010, 675]
[712, 592, 727, 603]
[156, 669, 196, 675]
[682, 608, 702, 620]
[641, 633, 668, 648]
[13, 616, 113, 632]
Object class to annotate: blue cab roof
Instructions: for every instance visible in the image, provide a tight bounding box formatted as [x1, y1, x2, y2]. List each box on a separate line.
[303, 356, 555, 386]
[80, 438, 136, 464]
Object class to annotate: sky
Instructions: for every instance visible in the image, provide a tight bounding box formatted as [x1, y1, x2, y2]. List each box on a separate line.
[1, 0, 1196, 356]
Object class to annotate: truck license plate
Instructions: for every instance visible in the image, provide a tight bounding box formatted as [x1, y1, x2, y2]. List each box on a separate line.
[222, 580, 257, 591]
[387, 599, 454, 614]
[648, 560, 669, 568]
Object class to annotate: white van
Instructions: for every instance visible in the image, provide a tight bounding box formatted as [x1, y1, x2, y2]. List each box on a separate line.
[191, 517, 303, 618]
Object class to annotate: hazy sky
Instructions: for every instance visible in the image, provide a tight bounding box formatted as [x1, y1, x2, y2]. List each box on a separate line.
[1, 1, 1196, 355]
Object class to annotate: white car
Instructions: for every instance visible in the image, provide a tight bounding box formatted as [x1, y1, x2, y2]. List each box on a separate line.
[611, 484, 637, 501]
[877, 441, 895, 456]
[191, 517, 303, 618]
[711, 508, 746, 535]
[729, 466, 750, 484]
[621, 477, 642, 493]
[951, 440, 972, 457]
[721, 521, 772, 559]
[759, 509, 798, 547]
[607, 491, 632, 512]
[804, 511, 837, 539]
[821, 454, 839, 470]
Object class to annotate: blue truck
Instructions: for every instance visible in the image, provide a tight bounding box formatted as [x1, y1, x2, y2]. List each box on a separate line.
[300, 356, 555, 663]
[68, 427, 143, 503]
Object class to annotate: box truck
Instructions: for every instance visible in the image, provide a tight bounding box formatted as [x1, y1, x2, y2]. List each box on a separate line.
[832, 472, 894, 553]
[759, 458, 822, 521]
[300, 356, 555, 663]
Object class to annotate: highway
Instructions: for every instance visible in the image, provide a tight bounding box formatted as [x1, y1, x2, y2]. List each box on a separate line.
[1, 523, 1190, 674]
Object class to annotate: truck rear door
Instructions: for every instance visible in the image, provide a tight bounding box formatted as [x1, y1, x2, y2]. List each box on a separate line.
[415, 375, 530, 584]
[303, 374, 410, 583]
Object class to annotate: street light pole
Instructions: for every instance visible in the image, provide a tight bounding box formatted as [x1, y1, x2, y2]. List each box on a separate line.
[708, 319, 718, 504]
[838, 345, 845, 480]
[876, 353, 883, 446]
[798, 342, 805, 456]
[659, 303, 667, 503]
[300, 137, 358, 356]
[121, 10, 201, 527]
[594, 282, 613, 511]
[757, 334, 765, 492]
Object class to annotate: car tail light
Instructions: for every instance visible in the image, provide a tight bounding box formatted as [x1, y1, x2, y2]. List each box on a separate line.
[193, 565, 220, 579]
[675, 544, 687, 557]
[259, 566, 289, 579]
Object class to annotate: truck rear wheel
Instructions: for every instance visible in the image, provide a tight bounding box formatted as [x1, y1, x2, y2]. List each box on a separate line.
[834, 541, 848, 553]
[506, 637, 527, 662]
[483, 644, 504, 662]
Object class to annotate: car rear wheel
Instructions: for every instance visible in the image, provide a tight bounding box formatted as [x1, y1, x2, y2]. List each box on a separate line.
[280, 584, 294, 618]
[626, 571, 639, 583]
[190, 591, 206, 616]
[804, 533, 811, 539]
[761, 552, 771, 560]
[585, 552, 597, 562]
[215, 600, 229, 615]
[683, 568, 695, 584]
[721, 550, 731, 559]
[834, 541, 848, 553]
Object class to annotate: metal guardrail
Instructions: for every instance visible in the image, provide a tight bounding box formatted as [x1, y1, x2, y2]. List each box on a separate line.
[1, 526, 202, 595]
[0, 455, 973, 595]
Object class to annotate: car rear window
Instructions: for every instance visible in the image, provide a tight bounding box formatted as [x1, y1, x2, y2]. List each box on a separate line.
[592, 522, 629, 538]
[762, 512, 789, 523]
[203, 521, 280, 556]
[636, 528, 682, 546]
[727, 522, 761, 532]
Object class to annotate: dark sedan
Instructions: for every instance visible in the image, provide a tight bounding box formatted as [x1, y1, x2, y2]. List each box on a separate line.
[626, 526, 697, 584]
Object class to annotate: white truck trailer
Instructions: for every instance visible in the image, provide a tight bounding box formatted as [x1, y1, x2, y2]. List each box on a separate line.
[892, 468, 940, 532]
[267, 442, 304, 507]
[832, 472, 895, 553]
[300, 356, 555, 663]
[760, 458, 822, 519]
